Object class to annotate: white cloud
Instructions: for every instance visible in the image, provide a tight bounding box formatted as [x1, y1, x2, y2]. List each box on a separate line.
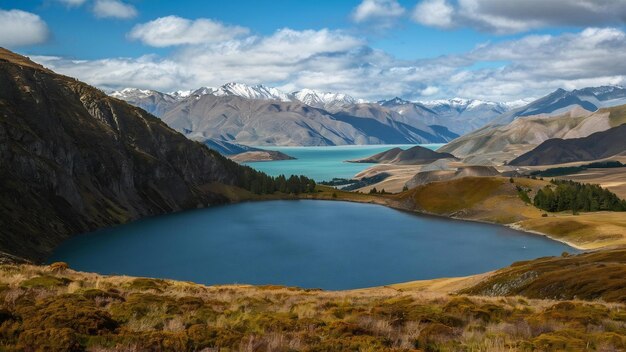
[128, 16, 249, 47]
[92, 0, 137, 19]
[413, 0, 626, 34]
[352, 0, 405, 24]
[421, 86, 440, 96]
[30, 27, 626, 102]
[412, 0, 454, 28]
[0, 9, 49, 47]
[57, 0, 87, 7]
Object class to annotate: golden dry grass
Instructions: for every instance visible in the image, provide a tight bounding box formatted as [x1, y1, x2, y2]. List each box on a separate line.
[0, 263, 623, 351]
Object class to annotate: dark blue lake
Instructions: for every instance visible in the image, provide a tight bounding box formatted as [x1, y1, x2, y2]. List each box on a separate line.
[49, 200, 577, 290]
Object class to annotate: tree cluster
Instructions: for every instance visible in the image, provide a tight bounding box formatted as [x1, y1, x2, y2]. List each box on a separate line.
[236, 166, 316, 195]
[533, 180, 626, 213]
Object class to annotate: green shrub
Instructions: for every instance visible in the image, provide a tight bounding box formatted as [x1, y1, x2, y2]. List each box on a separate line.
[20, 276, 72, 289]
[17, 328, 82, 352]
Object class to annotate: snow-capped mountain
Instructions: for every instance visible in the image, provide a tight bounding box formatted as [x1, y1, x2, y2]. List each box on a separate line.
[111, 83, 459, 146]
[489, 85, 626, 126]
[110, 88, 161, 100]
[212, 82, 295, 102]
[378, 97, 514, 134]
[109, 88, 181, 116]
[110, 83, 522, 135]
[420, 98, 508, 113]
[110, 83, 366, 115]
[292, 89, 365, 111]
[168, 89, 195, 99]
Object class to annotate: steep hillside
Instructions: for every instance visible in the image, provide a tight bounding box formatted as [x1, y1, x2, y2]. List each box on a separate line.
[0, 48, 287, 261]
[510, 124, 626, 166]
[349, 146, 456, 165]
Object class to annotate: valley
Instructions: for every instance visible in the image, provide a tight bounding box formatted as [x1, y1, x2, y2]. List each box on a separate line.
[0, 45, 625, 352]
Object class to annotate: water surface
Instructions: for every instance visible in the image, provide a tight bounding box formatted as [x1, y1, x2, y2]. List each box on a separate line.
[248, 144, 444, 181]
[50, 200, 576, 290]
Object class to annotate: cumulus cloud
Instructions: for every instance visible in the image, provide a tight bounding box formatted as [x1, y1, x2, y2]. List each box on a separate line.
[57, 0, 88, 7]
[413, 0, 626, 34]
[412, 0, 454, 28]
[128, 16, 249, 47]
[0, 9, 49, 47]
[31, 26, 626, 102]
[92, 0, 137, 19]
[421, 86, 440, 96]
[351, 0, 405, 25]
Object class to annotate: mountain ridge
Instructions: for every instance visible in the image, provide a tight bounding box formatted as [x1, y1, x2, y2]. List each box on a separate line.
[509, 123, 626, 166]
[110, 83, 526, 135]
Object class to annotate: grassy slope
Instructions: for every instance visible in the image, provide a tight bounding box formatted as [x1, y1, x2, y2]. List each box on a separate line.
[0, 263, 624, 352]
[461, 249, 626, 303]
[375, 176, 626, 250]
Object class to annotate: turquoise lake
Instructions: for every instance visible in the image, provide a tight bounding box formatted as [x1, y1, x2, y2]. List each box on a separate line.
[49, 200, 577, 290]
[247, 144, 443, 181]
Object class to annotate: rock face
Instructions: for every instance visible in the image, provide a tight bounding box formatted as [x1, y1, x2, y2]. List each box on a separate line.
[349, 146, 456, 165]
[229, 150, 295, 163]
[0, 48, 256, 261]
[509, 124, 626, 166]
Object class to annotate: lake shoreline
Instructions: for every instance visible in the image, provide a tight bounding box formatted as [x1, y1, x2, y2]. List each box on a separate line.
[47, 193, 570, 291]
[301, 195, 589, 252]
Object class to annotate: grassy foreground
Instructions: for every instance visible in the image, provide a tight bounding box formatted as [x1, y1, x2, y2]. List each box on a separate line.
[0, 263, 624, 352]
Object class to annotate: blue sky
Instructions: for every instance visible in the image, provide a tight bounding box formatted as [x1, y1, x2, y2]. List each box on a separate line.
[2, 0, 626, 101]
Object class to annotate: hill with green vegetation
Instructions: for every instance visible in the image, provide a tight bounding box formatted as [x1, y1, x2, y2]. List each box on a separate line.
[533, 180, 626, 213]
[0, 48, 314, 262]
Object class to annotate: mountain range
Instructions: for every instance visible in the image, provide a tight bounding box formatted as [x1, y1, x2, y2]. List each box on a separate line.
[488, 85, 626, 126]
[439, 87, 626, 164]
[378, 97, 530, 134]
[109, 83, 527, 139]
[110, 84, 460, 146]
[111, 80, 626, 157]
